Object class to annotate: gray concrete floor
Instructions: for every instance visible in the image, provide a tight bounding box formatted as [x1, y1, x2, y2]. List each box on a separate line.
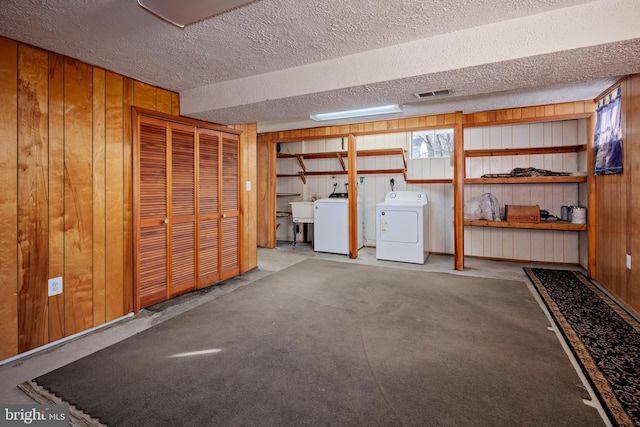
[0, 243, 594, 411]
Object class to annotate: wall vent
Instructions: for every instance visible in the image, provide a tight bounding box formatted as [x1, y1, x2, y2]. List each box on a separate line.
[414, 89, 451, 99]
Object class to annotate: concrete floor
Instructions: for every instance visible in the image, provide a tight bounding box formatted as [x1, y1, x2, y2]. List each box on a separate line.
[0, 243, 599, 418]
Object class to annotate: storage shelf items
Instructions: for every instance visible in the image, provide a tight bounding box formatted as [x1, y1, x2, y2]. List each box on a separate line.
[463, 144, 589, 232]
[277, 148, 407, 182]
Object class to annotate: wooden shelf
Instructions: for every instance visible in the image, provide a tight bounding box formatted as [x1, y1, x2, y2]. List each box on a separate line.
[276, 193, 300, 197]
[464, 219, 587, 231]
[406, 178, 453, 184]
[277, 148, 407, 182]
[465, 176, 587, 184]
[464, 144, 586, 158]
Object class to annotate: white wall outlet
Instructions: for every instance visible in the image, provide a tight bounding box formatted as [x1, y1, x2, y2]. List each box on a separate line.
[48, 276, 63, 296]
[627, 254, 632, 270]
[245, 180, 251, 191]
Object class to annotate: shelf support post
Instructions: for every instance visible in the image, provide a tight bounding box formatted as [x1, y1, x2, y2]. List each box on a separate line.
[348, 134, 358, 259]
[453, 112, 465, 270]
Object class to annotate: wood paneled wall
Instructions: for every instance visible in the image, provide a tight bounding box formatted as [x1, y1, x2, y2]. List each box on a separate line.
[594, 75, 640, 315]
[0, 37, 182, 359]
[232, 123, 258, 272]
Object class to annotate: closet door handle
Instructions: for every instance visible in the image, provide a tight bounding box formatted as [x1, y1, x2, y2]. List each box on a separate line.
[164, 218, 169, 224]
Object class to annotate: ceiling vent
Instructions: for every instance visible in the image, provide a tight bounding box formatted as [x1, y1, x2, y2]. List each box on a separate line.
[414, 89, 451, 99]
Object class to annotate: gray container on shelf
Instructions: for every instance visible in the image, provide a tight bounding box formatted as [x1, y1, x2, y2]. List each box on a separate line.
[561, 205, 569, 221]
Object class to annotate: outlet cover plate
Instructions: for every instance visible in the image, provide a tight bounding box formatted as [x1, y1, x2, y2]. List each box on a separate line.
[48, 277, 63, 296]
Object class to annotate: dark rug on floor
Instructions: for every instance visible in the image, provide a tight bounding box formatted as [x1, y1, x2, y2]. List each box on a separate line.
[525, 267, 640, 427]
[24, 260, 603, 426]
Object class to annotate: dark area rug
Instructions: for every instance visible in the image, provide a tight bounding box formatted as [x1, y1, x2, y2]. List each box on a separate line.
[23, 260, 603, 426]
[525, 267, 640, 427]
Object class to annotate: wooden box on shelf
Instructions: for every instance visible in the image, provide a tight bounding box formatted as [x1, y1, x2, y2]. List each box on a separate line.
[505, 205, 540, 223]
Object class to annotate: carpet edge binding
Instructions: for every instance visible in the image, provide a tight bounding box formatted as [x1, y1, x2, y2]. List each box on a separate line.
[18, 380, 105, 427]
[524, 267, 634, 427]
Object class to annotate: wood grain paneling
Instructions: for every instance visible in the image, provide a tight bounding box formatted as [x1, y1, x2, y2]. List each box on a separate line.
[156, 89, 173, 115]
[0, 36, 183, 359]
[123, 79, 135, 314]
[105, 71, 124, 321]
[628, 75, 640, 313]
[17, 45, 49, 352]
[233, 123, 258, 272]
[63, 57, 94, 336]
[134, 81, 157, 110]
[256, 134, 275, 248]
[594, 77, 640, 315]
[48, 53, 65, 343]
[93, 68, 107, 325]
[0, 37, 19, 359]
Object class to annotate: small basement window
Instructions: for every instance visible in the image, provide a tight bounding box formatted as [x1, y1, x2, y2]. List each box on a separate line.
[411, 128, 454, 159]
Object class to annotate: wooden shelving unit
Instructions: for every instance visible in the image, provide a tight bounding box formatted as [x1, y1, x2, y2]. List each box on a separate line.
[455, 107, 596, 271]
[277, 148, 407, 182]
[463, 144, 589, 232]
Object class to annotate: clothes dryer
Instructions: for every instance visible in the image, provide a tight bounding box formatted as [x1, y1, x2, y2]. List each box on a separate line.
[376, 191, 429, 264]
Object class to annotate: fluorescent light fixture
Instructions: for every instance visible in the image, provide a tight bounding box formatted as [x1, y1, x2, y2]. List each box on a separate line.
[138, 0, 258, 28]
[310, 104, 402, 122]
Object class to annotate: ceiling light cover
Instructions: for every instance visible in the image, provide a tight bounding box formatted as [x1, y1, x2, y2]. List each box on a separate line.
[138, 0, 257, 28]
[310, 105, 402, 121]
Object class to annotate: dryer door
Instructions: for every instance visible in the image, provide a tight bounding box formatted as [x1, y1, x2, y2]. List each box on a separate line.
[379, 210, 419, 243]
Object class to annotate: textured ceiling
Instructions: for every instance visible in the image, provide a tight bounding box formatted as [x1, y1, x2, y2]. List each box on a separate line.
[1, 0, 639, 131]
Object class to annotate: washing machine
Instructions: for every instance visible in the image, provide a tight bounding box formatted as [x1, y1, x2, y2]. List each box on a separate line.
[376, 191, 429, 264]
[314, 195, 363, 255]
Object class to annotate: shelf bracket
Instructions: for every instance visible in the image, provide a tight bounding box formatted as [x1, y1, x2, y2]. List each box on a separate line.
[295, 154, 306, 172]
[336, 153, 346, 171]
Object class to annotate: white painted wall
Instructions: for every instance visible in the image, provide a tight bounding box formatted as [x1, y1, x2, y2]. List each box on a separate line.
[275, 118, 588, 264]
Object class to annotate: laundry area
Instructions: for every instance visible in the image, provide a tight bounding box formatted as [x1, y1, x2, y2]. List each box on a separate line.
[274, 117, 590, 267]
[275, 136, 441, 264]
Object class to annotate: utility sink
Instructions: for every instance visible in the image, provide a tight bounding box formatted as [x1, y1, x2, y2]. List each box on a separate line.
[290, 202, 314, 223]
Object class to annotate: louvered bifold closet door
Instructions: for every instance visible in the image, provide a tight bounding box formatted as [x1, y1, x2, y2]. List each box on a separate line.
[197, 128, 220, 287]
[137, 117, 169, 308]
[169, 123, 197, 296]
[220, 132, 240, 280]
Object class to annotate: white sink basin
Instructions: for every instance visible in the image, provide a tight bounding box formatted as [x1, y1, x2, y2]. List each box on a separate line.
[290, 202, 314, 222]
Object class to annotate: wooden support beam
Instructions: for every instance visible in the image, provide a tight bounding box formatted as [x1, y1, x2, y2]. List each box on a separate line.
[348, 134, 358, 259]
[453, 112, 465, 271]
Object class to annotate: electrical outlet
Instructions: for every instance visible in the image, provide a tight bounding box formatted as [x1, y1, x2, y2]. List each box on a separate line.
[48, 277, 63, 296]
[627, 254, 631, 270]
